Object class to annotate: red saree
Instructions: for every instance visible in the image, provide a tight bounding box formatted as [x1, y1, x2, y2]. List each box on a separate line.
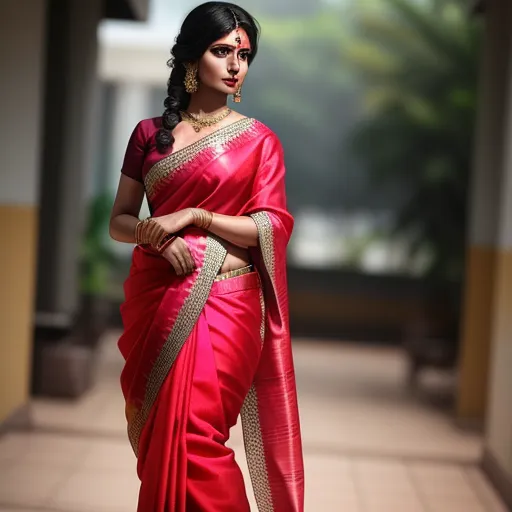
[118, 117, 304, 511]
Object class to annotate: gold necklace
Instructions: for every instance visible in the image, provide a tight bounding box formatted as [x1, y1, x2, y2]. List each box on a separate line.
[180, 108, 232, 133]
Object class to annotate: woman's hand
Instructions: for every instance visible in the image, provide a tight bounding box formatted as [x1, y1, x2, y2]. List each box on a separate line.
[153, 209, 193, 235]
[161, 237, 196, 276]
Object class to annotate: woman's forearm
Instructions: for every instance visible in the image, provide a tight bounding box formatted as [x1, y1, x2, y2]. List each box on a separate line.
[110, 209, 259, 248]
[192, 210, 258, 248]
[109, 214, 139, 243]
[209, 214, 259, 248]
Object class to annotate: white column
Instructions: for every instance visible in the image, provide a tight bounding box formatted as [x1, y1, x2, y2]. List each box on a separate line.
[107, 82, 153, 258]
[108, 82, 152, 194]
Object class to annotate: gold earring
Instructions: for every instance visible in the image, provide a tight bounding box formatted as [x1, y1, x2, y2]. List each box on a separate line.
[184, 63, 198, 94]
[233, 84, 243, 103]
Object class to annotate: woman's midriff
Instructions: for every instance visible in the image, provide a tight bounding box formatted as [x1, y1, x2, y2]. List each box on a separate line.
[219, 239, 251, 274]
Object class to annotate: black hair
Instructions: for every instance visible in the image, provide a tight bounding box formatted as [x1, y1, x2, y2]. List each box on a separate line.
[155, 2, 260, 153]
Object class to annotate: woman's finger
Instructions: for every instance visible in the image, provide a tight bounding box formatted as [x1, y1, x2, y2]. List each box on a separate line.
[170, 254, 184, 276]
[175, 239, 195, 274]
[164, 250, 183, 275]
[173, 248, 188, 275]
[185, 247, 196, 273]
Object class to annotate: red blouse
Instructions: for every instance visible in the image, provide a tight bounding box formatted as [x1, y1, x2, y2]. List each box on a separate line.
[121, 117, 170, 183]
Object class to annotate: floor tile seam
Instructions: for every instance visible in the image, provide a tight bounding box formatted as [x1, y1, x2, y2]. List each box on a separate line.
[0, 497, 72, 512]
[348, 456, 368, 512]
[2, 425, 128, 443]
[404, 460, 430, 512]
[462, 466, 499, 512]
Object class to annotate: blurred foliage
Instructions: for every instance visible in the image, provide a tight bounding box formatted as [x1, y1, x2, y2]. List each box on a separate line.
[244, 7, 364, 208]
[80, 193, 119, 296]
[345, 0, 482, 281]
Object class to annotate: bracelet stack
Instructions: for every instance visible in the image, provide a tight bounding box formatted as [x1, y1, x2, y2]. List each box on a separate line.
[135, 218, 176, 254]
[193, 209, 214, 230]
[135, 210, 213, 254]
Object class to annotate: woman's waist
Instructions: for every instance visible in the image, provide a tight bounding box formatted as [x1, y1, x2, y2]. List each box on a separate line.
[220, 240, 251, 273]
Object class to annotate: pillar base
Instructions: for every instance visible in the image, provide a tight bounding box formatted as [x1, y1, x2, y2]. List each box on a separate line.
[481, 447, 512, 511]
[32, 340, 98, 399]
[0, 404, 32, 435]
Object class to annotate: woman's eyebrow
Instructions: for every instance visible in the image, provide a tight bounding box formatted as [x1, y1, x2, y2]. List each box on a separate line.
[210, 43, 251, 50]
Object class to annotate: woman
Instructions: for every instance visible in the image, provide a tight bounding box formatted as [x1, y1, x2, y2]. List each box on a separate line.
[109, 2, 304, 511]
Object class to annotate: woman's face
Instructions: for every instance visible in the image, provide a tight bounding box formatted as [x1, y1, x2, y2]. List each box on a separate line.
[197, 28, 252, 95]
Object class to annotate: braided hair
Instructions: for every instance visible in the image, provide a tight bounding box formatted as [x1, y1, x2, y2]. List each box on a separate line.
[156, 2, 260, 153]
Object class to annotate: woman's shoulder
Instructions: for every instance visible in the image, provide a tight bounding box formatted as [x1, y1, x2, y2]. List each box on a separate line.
[135, 117, 163, 137]
[246, 117, 281, 143]
[228, 111, 273, 135]
[127, 117, 163, 150]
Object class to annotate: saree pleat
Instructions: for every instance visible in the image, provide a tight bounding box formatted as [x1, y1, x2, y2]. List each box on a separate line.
[137, 325, 193, 510]
[133, 271, 264, 512]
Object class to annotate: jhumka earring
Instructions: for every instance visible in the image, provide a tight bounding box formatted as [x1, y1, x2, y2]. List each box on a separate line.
[184, 62, 198, 94]
[233, 84, 243, 103]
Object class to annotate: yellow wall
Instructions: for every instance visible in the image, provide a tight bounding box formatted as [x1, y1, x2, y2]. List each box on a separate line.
[486, 249, 512, 474]
[457, 246, 497, 418]
[0, 206, 38, 422]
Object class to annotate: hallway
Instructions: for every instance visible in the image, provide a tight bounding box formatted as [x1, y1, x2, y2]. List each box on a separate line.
[0, 333, 507, 512]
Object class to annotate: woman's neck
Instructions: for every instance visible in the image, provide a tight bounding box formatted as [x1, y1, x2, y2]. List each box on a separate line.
[186, 87, 229, 115]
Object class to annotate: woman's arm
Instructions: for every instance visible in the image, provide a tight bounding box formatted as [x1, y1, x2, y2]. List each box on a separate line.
[152, 208, 258, 248]
[186, 209, 258, 248]
[109, 177, 258, 249]
[109, 174, 145, 243]
[202, 212, 258, 248]
[110, 175, 196, 275]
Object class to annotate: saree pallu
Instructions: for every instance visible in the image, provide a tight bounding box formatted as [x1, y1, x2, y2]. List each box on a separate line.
[118, 117, 304, 512]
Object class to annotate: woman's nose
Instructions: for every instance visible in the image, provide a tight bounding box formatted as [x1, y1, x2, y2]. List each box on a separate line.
[228, 56, 240, 75]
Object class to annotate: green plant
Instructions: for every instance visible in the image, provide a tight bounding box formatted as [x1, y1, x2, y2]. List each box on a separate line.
[80, 192, 118, 296]
[345, 0, 481, 281]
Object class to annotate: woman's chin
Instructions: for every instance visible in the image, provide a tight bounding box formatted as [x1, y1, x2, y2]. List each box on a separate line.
[221, 88, 235, 96]
[212, 83, 236, 96]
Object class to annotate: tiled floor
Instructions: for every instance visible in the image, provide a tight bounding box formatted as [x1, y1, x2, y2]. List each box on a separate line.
[0, 333, 508, 512]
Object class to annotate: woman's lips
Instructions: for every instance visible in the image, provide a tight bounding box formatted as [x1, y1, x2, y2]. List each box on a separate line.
[222, 78, 238, 88]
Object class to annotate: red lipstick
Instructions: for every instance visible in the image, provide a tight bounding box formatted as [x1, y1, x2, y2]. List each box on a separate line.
[222, 78, 238, 88]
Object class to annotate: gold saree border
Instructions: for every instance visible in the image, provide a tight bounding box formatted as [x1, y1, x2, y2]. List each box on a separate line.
[127, 235, 227, 455]
[144, 118, 256, 198]
[240, 211, 276, 512]
[250, 212, 275, 278]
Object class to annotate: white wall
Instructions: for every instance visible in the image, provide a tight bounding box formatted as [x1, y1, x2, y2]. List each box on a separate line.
[0, 1, 45, 205]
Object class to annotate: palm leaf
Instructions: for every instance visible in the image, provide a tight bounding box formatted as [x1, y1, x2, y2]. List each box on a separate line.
[345, 0, 479, 280]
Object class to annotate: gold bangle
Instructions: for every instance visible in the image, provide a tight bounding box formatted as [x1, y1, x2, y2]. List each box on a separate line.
[135, 220, 143, 244]
[193, 209, 213, 230]
[204, 210, 213, 230]
[135, 218, 167, 248]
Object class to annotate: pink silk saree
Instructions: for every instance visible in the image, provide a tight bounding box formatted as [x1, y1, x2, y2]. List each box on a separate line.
[118, 117, 304, 511]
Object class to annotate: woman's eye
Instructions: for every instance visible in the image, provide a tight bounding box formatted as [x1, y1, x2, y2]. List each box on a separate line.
[212, 47, 228, 57]
[239, 52, 250, 61]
